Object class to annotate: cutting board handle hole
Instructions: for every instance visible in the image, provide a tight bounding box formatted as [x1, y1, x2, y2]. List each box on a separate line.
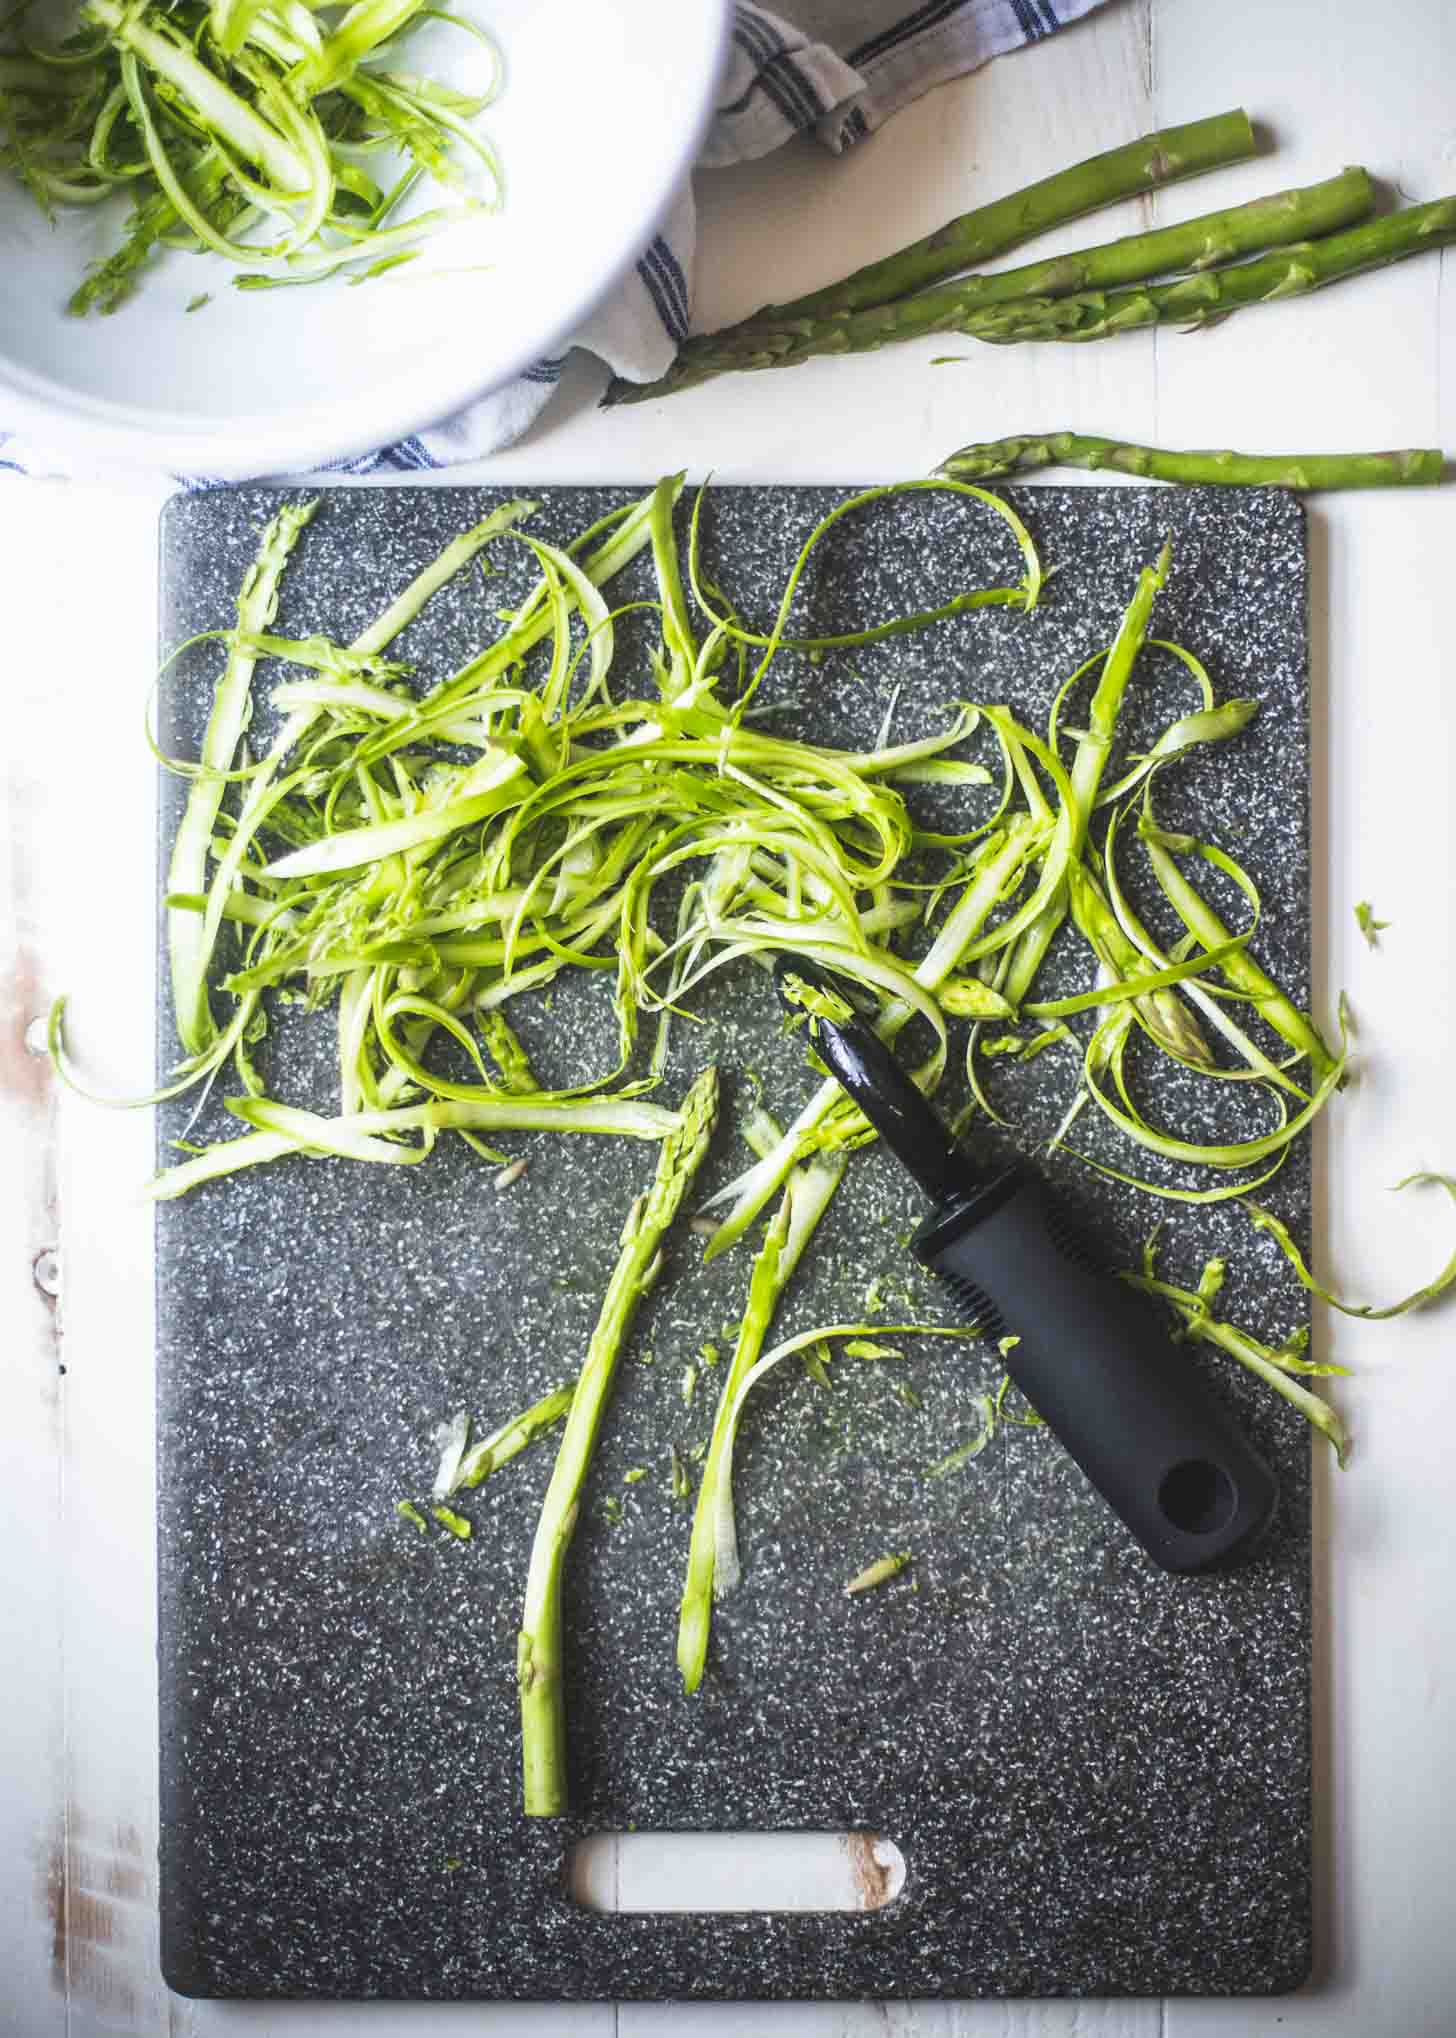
[569, 1831, 906, 1913]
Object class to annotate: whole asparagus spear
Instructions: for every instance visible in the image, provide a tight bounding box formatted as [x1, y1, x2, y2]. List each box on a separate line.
[615, 190, 1456, 407]
[938, 432, 1445, 489]
[517, 1066, 719, 1817]
[607, 168, 1372, 406]
[961, 195, 1456, 344]
[730, 108, 1255, 325]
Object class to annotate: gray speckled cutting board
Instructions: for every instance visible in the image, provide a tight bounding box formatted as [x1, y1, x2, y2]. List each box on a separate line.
[155, 483, 1313, 2003]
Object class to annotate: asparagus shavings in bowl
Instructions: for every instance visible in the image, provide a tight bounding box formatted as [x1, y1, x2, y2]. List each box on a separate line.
[0, 0, 503, 313]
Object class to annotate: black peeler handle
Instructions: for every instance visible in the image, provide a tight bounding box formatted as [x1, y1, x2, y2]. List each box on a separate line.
[915, 1172, 1279, 1573]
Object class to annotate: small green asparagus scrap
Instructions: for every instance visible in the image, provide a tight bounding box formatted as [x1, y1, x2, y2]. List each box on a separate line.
[454, 1382, 575, 1490]
[802, 1344, 834, 1390]
[623, 1468, 647, 1484]
[1019, 1027, 1076, 1063]
[668, 1446, 691, 1500]
[396, 1499, 429, 1533]
[481, 1011, 540, 1093]
[780, 969, 858, 1029]
[939, 433, 1445, 491]
[846, 1552, 912, 1596]
[518, 1066, 718, 1817]
[1355, 901, 1391, 948]
[929, 1393, 999, 1478]
[431, 1506, 472, 1539]
[936, 976, 1021, 1019]
[681, 1364, 698, 1407]
[993, 1374, 1045, 1428]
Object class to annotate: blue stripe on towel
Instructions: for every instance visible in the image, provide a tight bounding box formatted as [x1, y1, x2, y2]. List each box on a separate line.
[732, 7, 824, 130]
[636, 238, 690, 343]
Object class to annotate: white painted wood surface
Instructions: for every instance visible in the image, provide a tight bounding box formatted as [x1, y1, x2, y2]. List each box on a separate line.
[4, 0, 1455, 2030]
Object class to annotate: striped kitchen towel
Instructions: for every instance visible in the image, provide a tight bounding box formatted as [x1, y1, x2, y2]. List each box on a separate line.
[1, 0, 1105, 481]
[379, 0, 1108, 473]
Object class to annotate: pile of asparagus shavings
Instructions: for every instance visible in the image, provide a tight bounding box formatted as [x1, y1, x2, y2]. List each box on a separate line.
[49, 473, 1043, 1195]
[0, 0, 503, 313]
[60, 473, 1456, 1815]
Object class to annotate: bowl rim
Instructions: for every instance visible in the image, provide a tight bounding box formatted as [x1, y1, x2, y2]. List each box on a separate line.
[0, 0, 732, 478]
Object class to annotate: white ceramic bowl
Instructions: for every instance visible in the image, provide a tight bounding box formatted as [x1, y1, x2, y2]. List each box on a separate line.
[0, 0, 729, 475]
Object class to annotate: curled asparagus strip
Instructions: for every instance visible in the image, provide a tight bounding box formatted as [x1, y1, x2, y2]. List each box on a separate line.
[1243, 1177, 1456, 1320]
[518, 1067, 719, 1817]
[1127, 1245, 1351, 1465]
[939, 432, 1445, 490]
[86, 0, 306, 190]
[1138, 801, 1338, 1082]
[701, 1324, 982, 1621]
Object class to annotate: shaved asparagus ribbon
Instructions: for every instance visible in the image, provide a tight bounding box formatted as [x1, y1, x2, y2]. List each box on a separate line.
[705, 1324, 982, 1617]
[1244, 1175, 1456, 1322]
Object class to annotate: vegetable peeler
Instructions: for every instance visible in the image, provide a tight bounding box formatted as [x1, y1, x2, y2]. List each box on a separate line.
[775, 957, 1278, 1573]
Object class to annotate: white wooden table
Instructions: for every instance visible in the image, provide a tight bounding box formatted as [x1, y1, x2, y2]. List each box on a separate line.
[5, 0, 1455, 2031]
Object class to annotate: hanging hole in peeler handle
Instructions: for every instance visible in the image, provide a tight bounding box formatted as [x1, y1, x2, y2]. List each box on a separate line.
[1158, 1458, 1237, 1536]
